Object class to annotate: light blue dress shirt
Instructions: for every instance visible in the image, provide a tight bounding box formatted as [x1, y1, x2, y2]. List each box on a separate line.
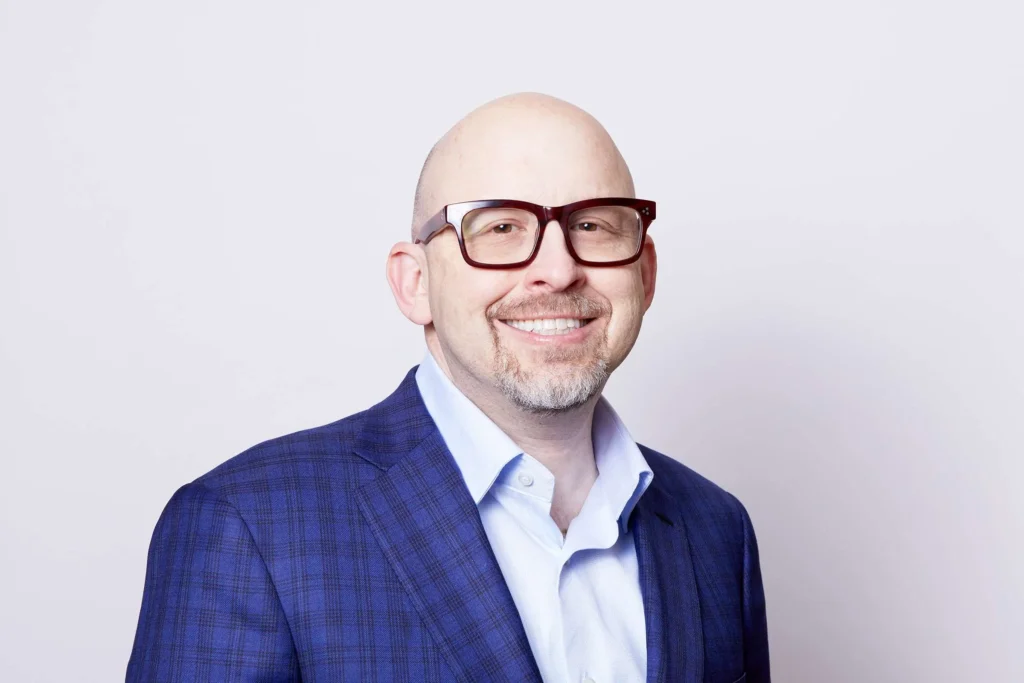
[415, 352, 654, 683]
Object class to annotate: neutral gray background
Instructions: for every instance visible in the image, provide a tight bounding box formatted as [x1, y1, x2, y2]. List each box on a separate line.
[1, 0, 1021, 680]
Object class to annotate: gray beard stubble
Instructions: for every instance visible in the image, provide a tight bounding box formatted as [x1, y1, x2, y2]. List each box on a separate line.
[490, 323, 610, 414]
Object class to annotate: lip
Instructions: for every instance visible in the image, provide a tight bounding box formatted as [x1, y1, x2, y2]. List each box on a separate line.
[494, 318, 598, 345]
[501, 314, 589, 321]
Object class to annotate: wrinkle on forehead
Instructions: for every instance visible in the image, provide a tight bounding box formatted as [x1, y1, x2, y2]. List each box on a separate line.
[411, 93, 635, 237]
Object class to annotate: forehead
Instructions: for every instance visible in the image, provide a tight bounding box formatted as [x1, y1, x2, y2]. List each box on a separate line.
[424, 111, 635, 213]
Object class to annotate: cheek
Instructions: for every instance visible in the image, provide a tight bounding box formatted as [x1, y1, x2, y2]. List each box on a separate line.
[428, 261, 512, 337]
[598, 270, 647, 337]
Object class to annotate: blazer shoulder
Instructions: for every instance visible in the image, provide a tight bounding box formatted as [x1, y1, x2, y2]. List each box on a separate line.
[192, 408, 372, 492]
[638, 443, 752, 523]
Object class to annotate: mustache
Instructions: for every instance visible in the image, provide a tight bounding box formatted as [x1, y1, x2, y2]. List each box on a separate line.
[488, 293, 608, 321]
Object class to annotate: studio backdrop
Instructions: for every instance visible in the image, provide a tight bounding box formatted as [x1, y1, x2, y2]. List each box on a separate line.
[1, 0, 1021, 681]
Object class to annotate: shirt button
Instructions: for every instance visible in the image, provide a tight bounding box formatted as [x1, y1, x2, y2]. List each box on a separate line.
[517, 472, 534, 487]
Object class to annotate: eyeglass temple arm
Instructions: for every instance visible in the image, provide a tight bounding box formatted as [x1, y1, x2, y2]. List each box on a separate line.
[414, 208, 450, 244]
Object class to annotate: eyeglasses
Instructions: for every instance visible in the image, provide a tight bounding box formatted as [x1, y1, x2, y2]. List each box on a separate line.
[414, 198, 656, 269]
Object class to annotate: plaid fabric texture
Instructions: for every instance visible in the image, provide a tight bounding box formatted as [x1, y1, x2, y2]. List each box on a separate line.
[127, 368, 769, 683]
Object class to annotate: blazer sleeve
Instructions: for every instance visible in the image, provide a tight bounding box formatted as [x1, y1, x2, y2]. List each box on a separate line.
[126, 482, 300, 682]
[738, 499, 771, 682]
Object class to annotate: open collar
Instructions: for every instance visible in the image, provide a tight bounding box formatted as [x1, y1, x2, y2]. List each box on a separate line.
[415, 351, 653, 528]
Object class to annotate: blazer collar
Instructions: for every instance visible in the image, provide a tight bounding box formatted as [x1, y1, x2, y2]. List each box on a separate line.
[632, 457, 706, 683]
[352, 367, 437, 471]
[354, 367, 543, 682]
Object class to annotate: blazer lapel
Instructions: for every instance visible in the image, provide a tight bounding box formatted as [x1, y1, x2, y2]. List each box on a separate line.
[354, 371, 542, 683]
[633, 482, 704, 683]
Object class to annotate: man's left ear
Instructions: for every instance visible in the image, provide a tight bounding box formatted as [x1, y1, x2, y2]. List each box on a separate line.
[640, 235, 657, 312]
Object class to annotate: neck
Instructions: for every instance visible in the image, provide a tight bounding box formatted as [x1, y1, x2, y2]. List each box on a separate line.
[427, 337, 601, 527]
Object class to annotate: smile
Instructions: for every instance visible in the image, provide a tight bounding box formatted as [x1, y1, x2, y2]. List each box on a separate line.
[500, 318, 594, 336]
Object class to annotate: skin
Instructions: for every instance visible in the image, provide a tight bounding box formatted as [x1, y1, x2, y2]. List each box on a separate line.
[387, 93, 657, 531]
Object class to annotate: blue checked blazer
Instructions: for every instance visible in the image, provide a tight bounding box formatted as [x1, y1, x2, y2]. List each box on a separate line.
[127, 368, 769, 683]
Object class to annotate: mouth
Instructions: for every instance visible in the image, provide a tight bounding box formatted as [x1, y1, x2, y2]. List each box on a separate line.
[498, 317, 596, 337]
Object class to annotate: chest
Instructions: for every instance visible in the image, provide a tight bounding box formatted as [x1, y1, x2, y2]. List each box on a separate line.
[480, 499, 648, 683]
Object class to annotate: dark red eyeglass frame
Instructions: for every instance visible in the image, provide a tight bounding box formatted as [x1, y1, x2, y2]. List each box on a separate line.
[414, 197, 656, 269]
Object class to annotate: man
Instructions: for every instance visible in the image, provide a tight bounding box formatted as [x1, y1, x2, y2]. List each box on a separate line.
[127, 93, 769, 683]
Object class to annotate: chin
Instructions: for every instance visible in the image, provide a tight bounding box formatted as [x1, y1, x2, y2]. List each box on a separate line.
[493, 354, 609, 413]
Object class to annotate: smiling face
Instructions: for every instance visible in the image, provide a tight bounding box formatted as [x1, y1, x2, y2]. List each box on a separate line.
[392, 94, 656, 414]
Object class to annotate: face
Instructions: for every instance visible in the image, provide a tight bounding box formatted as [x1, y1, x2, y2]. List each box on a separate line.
[418, 119, 655, 414]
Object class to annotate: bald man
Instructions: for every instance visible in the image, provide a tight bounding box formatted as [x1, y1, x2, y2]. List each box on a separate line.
[127, 94, 769, 683]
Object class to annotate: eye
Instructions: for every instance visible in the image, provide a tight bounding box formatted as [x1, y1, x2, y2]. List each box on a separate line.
[492, 223, 515, 234]
[572, 221, 602, 232]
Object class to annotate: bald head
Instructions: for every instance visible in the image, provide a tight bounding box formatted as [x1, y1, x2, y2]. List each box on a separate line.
[411, 93, 635, 237]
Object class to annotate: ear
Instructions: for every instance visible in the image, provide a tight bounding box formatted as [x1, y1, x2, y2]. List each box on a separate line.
[386, 241, 433, 325]
[640, 235, 657, 312]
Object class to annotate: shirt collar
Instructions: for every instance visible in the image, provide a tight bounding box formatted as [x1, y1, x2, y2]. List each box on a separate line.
[414, 351, 653, 530]
[592, 397, 654, 533]
[415, 352, 522, 504]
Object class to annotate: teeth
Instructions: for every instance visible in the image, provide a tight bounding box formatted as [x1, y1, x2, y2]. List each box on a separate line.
[504, 318, 589, 335]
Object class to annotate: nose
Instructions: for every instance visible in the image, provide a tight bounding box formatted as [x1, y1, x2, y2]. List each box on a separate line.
[522, 220, 584, 292]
